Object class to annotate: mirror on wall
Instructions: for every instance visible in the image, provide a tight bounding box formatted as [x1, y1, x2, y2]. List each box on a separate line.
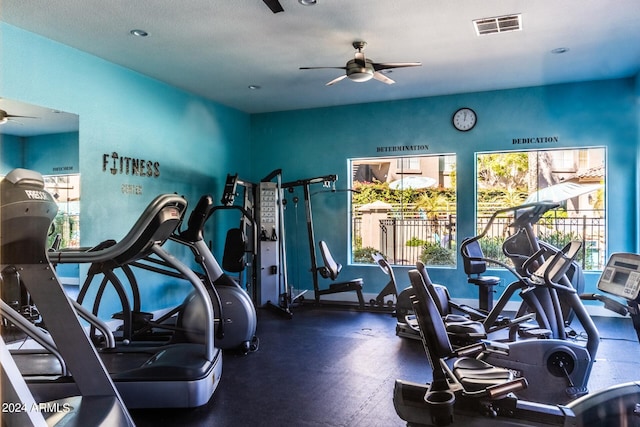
[1, 97, 79, 174]
[0, 97, 80, 284]
[0, 97, 78, 138]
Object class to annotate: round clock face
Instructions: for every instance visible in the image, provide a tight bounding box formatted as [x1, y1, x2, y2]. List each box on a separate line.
[452, 108, 477, 131]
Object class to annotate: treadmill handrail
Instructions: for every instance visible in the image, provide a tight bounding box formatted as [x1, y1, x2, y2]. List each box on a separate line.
[0, 300, 68, 376]
[70, 299, 116, 349]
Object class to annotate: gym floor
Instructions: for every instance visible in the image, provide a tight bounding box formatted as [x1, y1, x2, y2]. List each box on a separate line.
[129, 305, 640, 427]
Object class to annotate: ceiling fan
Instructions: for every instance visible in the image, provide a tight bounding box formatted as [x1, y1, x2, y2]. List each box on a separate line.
[262, 0, 316, 13]
[300, 41, 422, 86]
[262, 0, 284, 13]
[0, 109, 36, 125]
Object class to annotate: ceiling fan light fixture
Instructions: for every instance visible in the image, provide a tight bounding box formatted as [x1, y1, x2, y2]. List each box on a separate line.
[298, 0, 317, 5]
[348, 72, 374, 83]
[0, 117, 7, 125]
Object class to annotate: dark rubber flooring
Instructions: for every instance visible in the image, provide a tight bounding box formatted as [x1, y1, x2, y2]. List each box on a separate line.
[129, 306, 640, 427]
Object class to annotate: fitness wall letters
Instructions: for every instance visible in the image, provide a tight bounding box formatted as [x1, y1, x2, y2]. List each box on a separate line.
[102, 152, 160, 178]
[102, 151, 160, 195]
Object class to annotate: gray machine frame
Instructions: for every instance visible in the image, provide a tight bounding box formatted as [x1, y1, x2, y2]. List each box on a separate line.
[15, 192, 222, 409]
[1, 168, 134, 426]
[394, 257, 640, 426]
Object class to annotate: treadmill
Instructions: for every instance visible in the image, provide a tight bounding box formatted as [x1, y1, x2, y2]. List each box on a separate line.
[6, 177, 222, 409]
[0, 168, 134, 426]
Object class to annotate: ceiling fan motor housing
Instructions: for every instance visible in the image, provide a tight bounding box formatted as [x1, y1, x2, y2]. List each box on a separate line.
[346, 59, 374, 82]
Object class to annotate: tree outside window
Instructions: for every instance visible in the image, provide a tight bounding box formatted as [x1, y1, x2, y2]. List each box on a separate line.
[350, 154, 457, 266]
[476, 148, 606, 271]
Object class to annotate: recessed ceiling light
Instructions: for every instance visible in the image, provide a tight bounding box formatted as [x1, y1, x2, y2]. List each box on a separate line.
[299, 0, 317, 5]
[248, 85, 261, 90]
[130, 29, 149, 37]
[551, 47, 569, 54]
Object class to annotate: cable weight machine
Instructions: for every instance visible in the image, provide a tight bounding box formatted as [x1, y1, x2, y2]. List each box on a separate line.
[281, 174, 365, 308]
[216, 171, 295, 318]
[222, 170, 364, 316]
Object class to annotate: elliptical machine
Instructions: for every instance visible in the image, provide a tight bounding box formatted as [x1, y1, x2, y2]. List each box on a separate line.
[403, 240, 599, 405]
[396, 202, 577, 343]
[478, 241, 599, 404]
[394, 259, 637, 427]
[170, 194, 258, 353]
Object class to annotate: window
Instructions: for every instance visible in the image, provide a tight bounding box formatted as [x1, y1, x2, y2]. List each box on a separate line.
[44, 174, 81, 249]
[350, 154, 456, 266]
[476, 148, 605, 270]
[396, 157, 421, 172]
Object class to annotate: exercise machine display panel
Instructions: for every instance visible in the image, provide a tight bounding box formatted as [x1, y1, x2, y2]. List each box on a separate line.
[598, 253, 640, 301]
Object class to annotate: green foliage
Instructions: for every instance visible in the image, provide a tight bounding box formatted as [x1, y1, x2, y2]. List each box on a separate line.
[477, 152, 529, 191]
[353, 246, 381, 264]
[352, 181, 455, 207]
[415, 193, 452, 218]
[539, 230, 580, 250]
[420, 242, 456, 266]
[480, 236, 511, 266]
[47, 212, 76, 249]
[406, 237, 426, 247]
[540, 230, 600, 270]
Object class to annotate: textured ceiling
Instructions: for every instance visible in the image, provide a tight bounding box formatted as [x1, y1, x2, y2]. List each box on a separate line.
[2, 0, 640, 117]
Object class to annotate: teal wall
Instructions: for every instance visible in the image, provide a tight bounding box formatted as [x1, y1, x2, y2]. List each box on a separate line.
[0, 131, 78, 175]
[636, 73, 640, 251]
[0, 134, 23, 171]
[1, 23, 251, 315]
[2, 21, 640, 313]
[252, 78, 638, 299]
[24, 132, 79, 174]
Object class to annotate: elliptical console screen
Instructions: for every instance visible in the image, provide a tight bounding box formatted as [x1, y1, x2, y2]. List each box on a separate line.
[598, 253, 640, 301]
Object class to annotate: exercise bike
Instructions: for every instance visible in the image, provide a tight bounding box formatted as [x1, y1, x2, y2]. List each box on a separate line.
[393, 255, 637, 426]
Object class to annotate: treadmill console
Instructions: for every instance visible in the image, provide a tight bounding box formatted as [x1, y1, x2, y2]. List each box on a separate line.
[598, 253, 640, 301]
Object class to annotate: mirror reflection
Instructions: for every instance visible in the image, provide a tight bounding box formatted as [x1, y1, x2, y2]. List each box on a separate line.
[0, 97, 80, 283]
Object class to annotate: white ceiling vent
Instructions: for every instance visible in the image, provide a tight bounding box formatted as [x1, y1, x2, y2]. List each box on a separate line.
[474, 14, 522, 36]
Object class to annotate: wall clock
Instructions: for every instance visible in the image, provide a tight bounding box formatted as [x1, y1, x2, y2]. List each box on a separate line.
[452, 108, 477, 132]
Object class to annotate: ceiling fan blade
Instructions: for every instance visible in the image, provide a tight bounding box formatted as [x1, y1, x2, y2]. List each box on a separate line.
[0, 109, 36, 120]
[373, 62, 422, 71]
[373, 72, 396, 85]
[300, 66, 347, 70]
[7, 114, 36, 119]
[326, 75, 348, 86]
[262, 0, 284, 13]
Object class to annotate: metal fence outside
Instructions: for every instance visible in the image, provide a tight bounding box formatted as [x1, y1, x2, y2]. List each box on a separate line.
[353, 211, 605, 269]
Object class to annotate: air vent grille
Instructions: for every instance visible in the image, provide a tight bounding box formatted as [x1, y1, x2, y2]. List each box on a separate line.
[474, 14, 522, 36]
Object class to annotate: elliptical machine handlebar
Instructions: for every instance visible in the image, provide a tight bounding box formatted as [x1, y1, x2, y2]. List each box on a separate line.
[179, 194, 214, 242]
[472, 201, 560, 241]
[460, 201, 561, 275]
